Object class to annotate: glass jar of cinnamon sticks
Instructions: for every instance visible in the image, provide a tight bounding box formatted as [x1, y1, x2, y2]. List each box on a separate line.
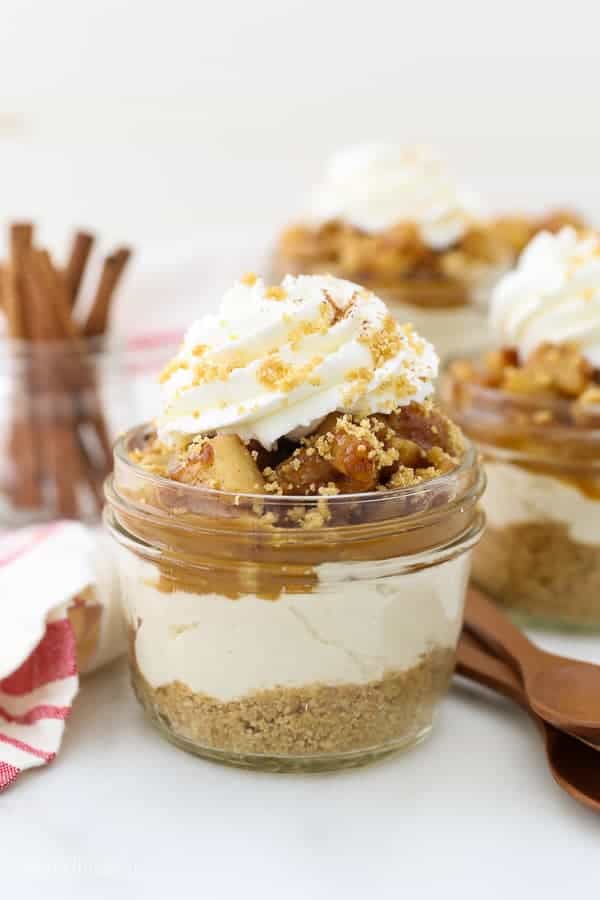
[0, 222, 132, 526]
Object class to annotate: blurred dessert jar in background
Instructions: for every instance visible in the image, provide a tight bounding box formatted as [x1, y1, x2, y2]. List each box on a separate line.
[273, 144, 583, 358]
[105, 273, 485, 771]
[442, 226, 600, 630]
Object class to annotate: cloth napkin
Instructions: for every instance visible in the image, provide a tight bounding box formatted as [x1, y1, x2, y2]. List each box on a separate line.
[0, 522, 124, 790]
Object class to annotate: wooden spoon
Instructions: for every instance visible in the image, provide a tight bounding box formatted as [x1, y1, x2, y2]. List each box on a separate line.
[456, 632, 600, 813]
[464, 586, 600, 743]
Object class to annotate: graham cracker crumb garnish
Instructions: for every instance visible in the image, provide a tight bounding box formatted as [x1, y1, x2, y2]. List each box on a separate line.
[257, 355, 293, 391]
[159, 358, 190, 384]
[287, 302, 334, 350]
[257, 353, 324, 393]
[359, 314, 403, 368]
[265, 285, 287, 300]
[318, 482, 340, 496]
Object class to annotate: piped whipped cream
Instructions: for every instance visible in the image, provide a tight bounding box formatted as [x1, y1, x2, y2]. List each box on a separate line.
[308, 144, 480, 249]
[490, 227, 600, 366]
[157, 274, 438, 449]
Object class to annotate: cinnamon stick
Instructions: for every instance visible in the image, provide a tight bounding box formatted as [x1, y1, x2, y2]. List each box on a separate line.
[65, 230, 94, 308]
[1, 264, 26, 338]
[27, 246, 114, 510]
[9, 223, 35, 340]
[22, 248, 83, 516]
[83, 247, 131, 337]
[2, 262, 42, 509]
[35, 249, 80, 339]
[41, 249, 112, 464]
[10, 222, 34, 259]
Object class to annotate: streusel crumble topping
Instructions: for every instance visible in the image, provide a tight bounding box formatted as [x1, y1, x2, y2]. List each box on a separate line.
[448, 342, 600, 427]
[132, 402, 464, 497]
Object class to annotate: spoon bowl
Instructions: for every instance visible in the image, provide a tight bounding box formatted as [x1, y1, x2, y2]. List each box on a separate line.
[529, 663, 600, 738]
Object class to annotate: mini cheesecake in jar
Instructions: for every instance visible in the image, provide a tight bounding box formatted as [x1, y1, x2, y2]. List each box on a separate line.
[105, 273, 485, 770]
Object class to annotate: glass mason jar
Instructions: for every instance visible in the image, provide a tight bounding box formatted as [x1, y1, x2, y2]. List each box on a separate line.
[0, 333, 179, 528]
[442, 370, 600, 631]
[0, 338, 130, 527]
[105, 424, 485, 772]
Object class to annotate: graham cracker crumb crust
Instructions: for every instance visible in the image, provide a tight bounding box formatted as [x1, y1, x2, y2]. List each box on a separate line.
[131, 644, 455, 757]
[473, 522, 600, 627]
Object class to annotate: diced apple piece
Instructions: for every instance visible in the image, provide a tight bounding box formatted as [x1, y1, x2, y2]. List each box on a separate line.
[172, 434, 265, 493]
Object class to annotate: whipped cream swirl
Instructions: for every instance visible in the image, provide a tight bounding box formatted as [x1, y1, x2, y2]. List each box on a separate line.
[157, 274, 439, 449]
[308, 144, 480, 249]
[490, 227, 600, 366]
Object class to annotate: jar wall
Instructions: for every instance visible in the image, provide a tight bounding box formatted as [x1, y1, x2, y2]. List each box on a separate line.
[472, 453, 600, 631]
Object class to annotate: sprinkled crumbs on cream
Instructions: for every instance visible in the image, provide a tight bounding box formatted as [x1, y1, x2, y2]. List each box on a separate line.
[157, 274, 438, 449]
[359, 314, 408, 368]
[257, 353, 324, 393]
[159, 358, 190, 384]
[287, 302, 334, 350]
[265, 285, 288, 300]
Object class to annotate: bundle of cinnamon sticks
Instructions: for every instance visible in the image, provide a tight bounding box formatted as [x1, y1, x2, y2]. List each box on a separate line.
[0, 223, 131, 521]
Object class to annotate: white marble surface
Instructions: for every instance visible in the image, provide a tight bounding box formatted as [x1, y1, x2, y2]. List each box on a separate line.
[4, 628, 600, 900]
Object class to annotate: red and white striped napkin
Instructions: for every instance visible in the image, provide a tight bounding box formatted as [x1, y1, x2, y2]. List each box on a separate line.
[0, 522, 124, 790]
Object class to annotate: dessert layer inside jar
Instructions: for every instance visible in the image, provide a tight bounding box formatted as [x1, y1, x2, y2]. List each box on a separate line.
[274, 212, 582, 309]
[117, 403, 473, 756]
[119, 402, 474, 598]
[120, 546, 468, 757]
[446, 339, 600, 626]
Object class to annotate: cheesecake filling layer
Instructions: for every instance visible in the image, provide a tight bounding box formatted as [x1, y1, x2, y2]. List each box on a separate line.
[119, 549, 468, 703]
[483, 461, 600, 545]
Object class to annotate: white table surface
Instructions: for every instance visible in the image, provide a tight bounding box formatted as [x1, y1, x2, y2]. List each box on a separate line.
[4, 628, 600, 900]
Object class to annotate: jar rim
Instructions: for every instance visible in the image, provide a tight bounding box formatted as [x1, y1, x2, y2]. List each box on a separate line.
[441, 364, 600, 459]
[103, 501, 486, 570]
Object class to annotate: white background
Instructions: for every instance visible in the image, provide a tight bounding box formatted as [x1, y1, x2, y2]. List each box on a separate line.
[1, 0, 600, 245]
[2, 4, 600, 897]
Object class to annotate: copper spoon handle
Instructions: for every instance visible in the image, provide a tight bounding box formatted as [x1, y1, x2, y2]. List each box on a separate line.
[464, 586, 541, 678]
[456, 632, 530, 712]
